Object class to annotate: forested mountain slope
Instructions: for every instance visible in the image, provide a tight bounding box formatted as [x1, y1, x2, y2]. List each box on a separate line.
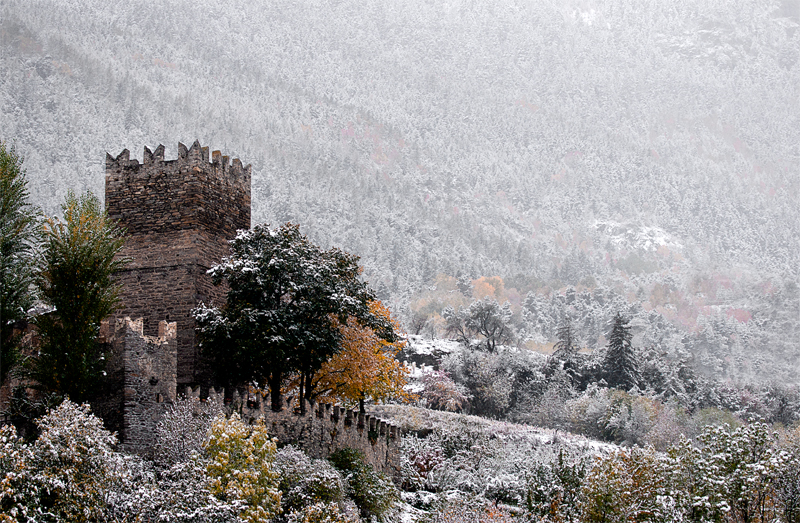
[2, 0, 798, 381]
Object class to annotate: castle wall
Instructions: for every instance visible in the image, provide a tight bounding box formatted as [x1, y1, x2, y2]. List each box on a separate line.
[98, 317, 177, 456]
[197, 388, 403, 479]
[110, 231, 227, 385]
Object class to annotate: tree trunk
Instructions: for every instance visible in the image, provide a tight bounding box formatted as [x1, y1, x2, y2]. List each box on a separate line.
[269, 369, 283, 412]
[299, 372, 306, 415]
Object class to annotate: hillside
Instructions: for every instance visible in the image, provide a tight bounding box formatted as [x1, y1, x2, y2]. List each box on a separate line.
[2, 0, 798, 382]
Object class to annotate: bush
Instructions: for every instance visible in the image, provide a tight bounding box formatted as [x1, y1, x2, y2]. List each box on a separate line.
[275, 445, 346, 514]
[153, 396, 224, 469]
[0, 400, 119, 521]
[421, 494, 516, 523]
[204, 413, 282, 523]
[420, 370, 471, 413]
[284, 501, 359, 523]
[328, 448, 398, 521]
[400, 434, 446, 491]
[525, 450, 587, 522]
[579, 447, 677, 523]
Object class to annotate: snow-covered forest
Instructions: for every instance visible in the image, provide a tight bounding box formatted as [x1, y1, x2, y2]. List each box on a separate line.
[2, 0, 798, 388]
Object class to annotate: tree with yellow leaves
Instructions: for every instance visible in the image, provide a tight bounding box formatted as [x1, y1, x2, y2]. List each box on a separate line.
[305, 301, 412, 413]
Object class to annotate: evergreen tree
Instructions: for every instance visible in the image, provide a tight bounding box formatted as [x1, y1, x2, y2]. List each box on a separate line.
[550, 318, 581, 386]
[0, 142, 39, 384]
[28, 191, 127, 402]
[603, 313, 640, 391]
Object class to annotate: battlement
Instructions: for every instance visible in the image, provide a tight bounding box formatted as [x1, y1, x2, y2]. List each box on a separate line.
[106, 140, 251, 238]
[106, 140, 251, 191]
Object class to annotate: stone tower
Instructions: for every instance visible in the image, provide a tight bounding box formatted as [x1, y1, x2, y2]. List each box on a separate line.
[105, 141, 251, 390]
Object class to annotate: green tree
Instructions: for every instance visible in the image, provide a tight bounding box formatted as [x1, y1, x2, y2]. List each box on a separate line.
[194, 223, 393, 413]
[603, 313, 640, 391]
[27, 191, 126, 402]
[0, 141, 39, 384]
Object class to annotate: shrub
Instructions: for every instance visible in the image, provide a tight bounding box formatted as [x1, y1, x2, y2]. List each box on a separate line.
[283, 501, 359, 523]
[525, 449, 587, 522]
[421, 370, 471, 412]
[204, 413, 282, 523]
[421, 495, 516, 523]
[0, 400, 126, 522]
[400, 434, 445, 491]
[275, 445, 346, 514]
[579, 447, 677, 523]
[328, 448, 398, 521]
[153, 396, 224, 469]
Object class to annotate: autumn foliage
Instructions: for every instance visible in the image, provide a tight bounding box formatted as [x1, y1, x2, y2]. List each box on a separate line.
[309, 301, 412, 411]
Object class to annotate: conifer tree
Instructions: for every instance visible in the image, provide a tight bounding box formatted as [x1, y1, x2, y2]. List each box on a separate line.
[28, 191, 126, 402]
[603, 313, 640, 391]
[550, 318, 581, 386]
[0, 142, 39, 384]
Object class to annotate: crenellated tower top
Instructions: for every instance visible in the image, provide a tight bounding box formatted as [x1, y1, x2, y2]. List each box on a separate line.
[106, 140, 250, 238]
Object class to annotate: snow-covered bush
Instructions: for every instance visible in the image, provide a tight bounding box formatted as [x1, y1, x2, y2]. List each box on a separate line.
[283, 501, 359, 523]
[566, 386, 658, 445]
[153, 395, 224, 469]
[775, 427, 800, 523]
[420, 493, 516, 523]
[143, 458, 242, 523]
[204, 413, 282, 523]
[400, 433, 445, 491]
[275, 445, 346, 515]
[442, 349, 514, 418]
[525, 449, 587, 522]
[328, 448, 398, 521]
[420, 370, 471, 413]
[0, 423, 31, 520]
[0, 400, 119, 521]
[579, 446, 677, 523]
[669, 422, 781, 523]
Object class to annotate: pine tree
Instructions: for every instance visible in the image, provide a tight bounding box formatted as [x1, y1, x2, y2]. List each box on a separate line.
[0, 142, 39, 384]
[603, 313, 640, 391]
[549, 318, 581, 386]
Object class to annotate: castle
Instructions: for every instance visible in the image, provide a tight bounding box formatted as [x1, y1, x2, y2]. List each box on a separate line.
[98, 142, 400, 474]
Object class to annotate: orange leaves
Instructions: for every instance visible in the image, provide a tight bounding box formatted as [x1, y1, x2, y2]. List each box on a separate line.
[312, 301, 412, 408]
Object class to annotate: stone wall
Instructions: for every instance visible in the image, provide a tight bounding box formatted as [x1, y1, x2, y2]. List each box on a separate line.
[193, 388, 403, 478]
[98, 317, 177, 456]
[106, 141, 250, 388]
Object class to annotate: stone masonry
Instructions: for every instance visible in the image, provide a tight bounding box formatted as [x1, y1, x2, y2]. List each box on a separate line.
[97, 316, 177, 455]
[105, 141, 250, 389]
[195, 388, 402, 478]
